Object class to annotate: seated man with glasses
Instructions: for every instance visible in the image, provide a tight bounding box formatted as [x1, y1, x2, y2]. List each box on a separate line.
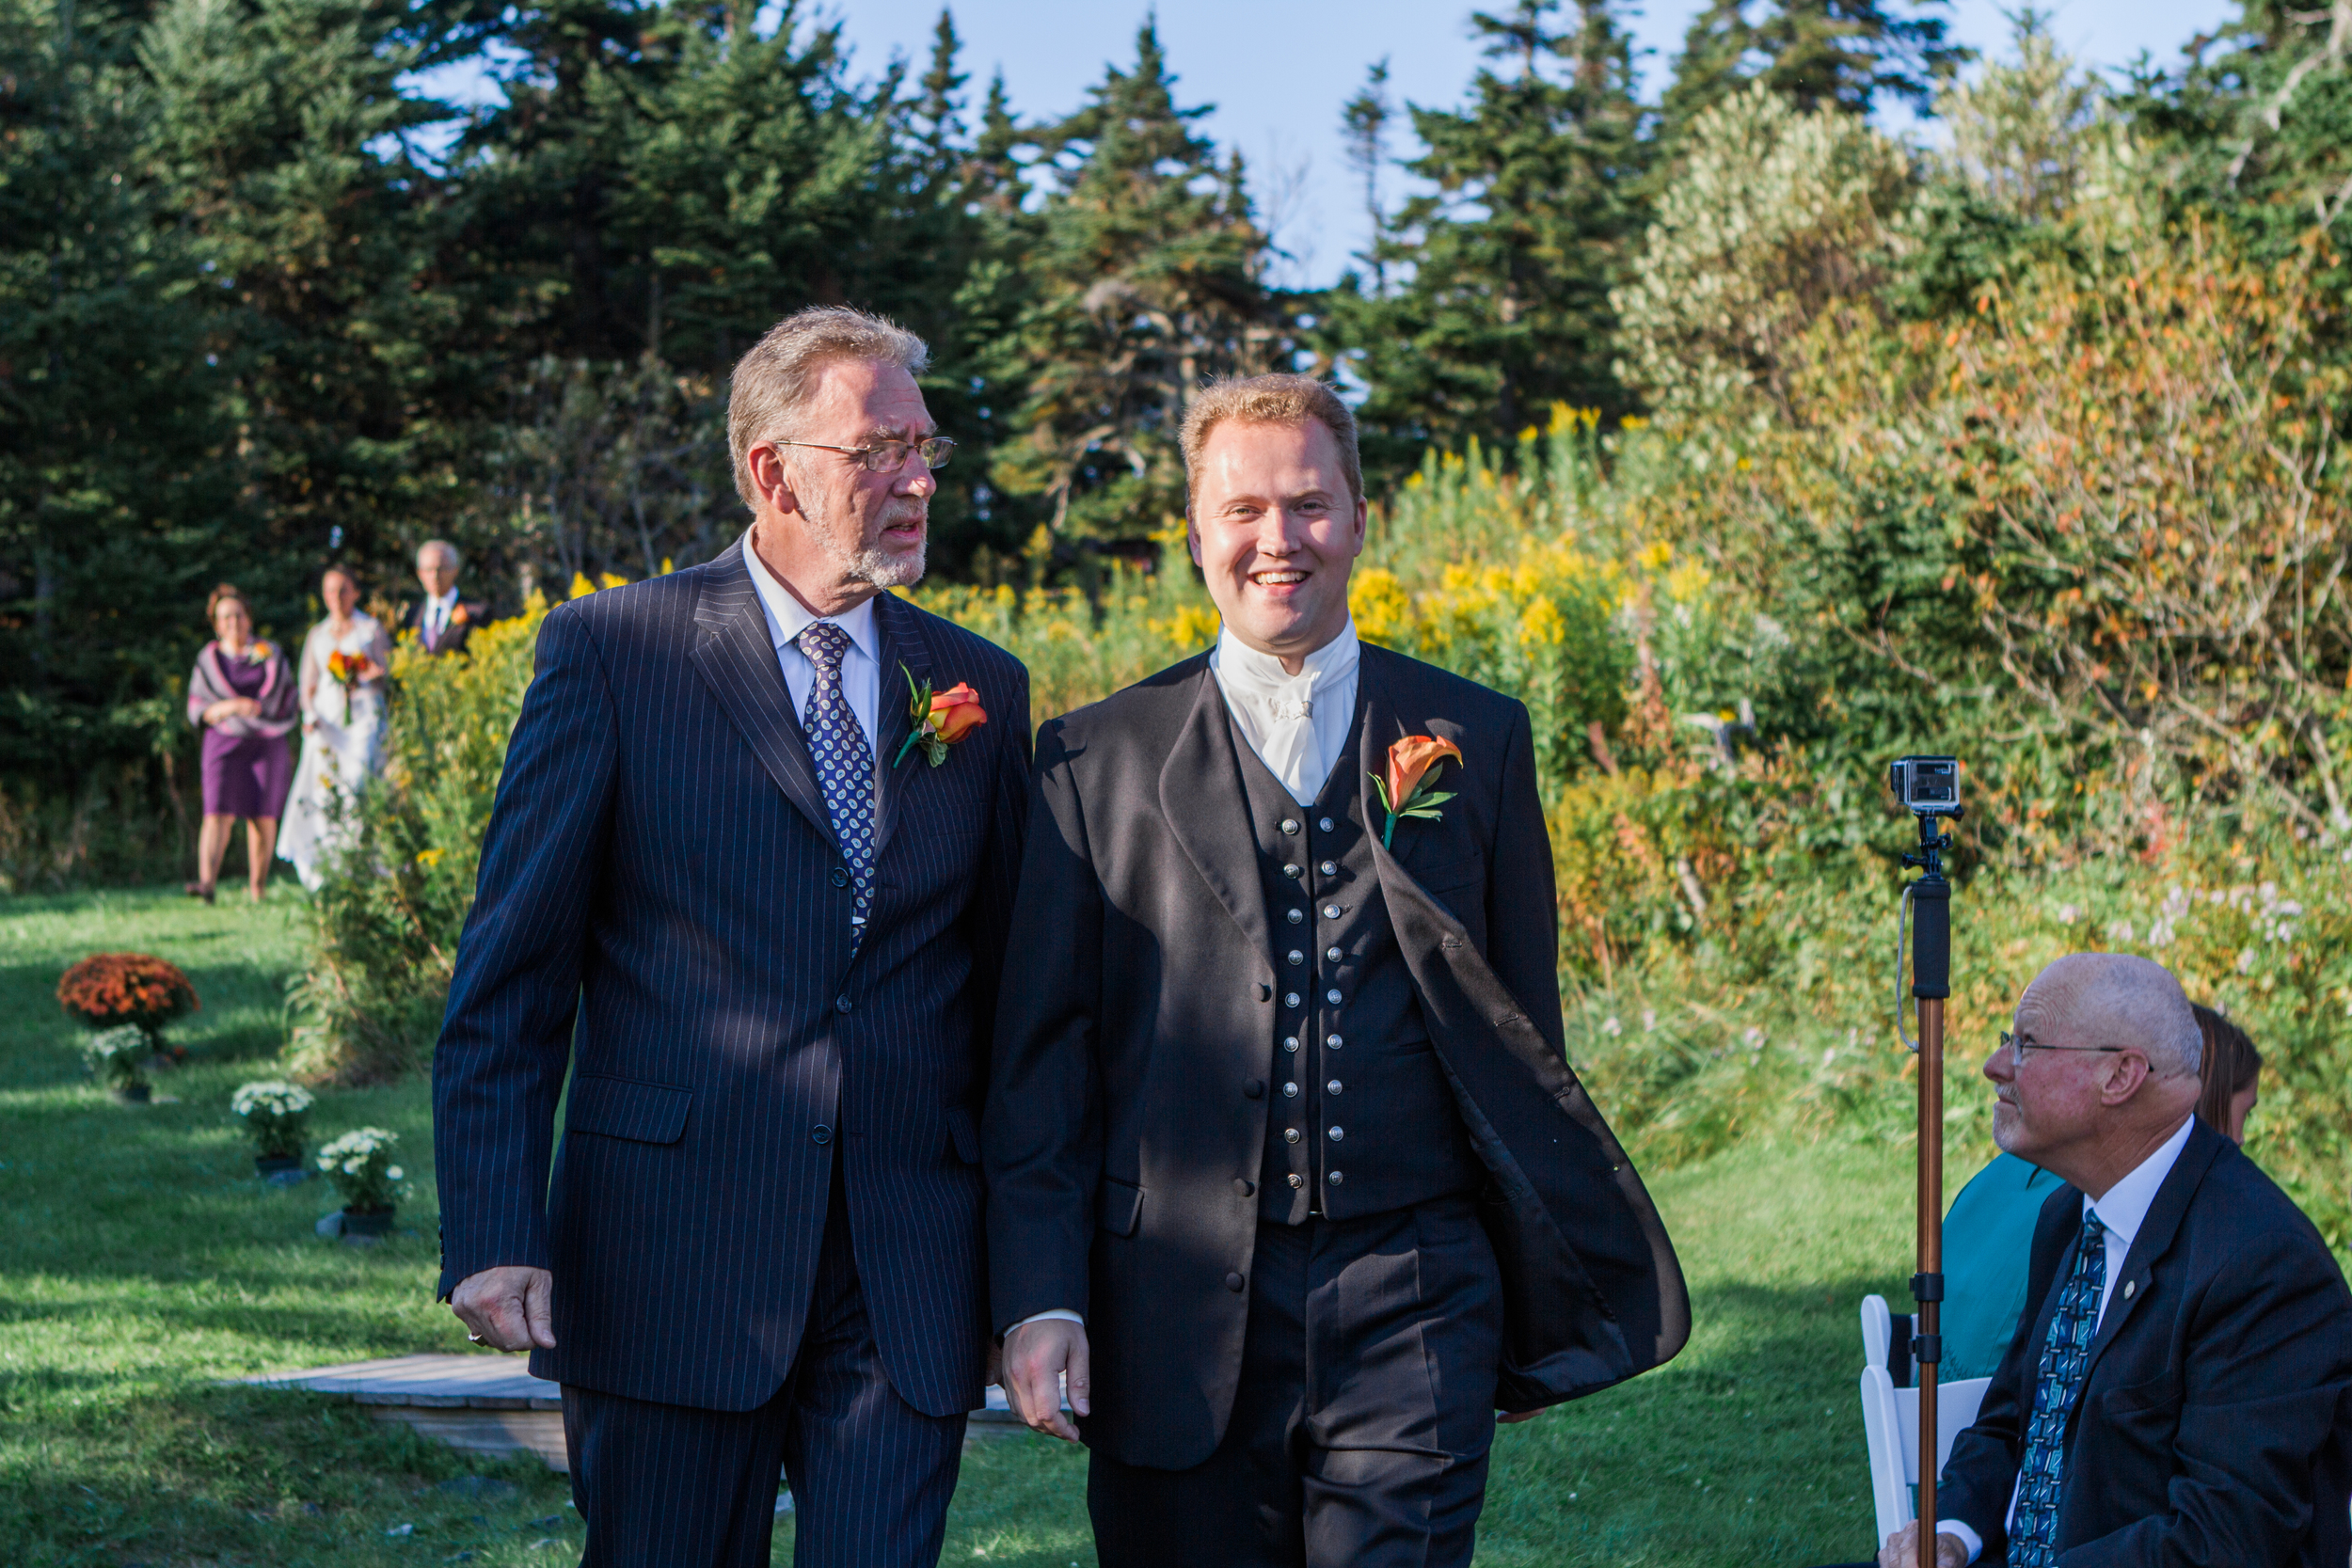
[1880, 953, 2352, 1568]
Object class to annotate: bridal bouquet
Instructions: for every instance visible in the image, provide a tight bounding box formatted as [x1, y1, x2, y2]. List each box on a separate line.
[324, 649, 381, 688]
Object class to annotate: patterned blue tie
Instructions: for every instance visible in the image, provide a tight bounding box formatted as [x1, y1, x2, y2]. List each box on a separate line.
[2010, 1210, 2107, 1566]
[798, 623, 873, 947]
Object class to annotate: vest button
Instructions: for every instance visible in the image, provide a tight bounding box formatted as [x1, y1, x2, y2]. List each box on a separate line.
[834, 995, 852, 1014]
[830, 866, 850, 887]
[1287, 908, 1305, 924]
[1327, 1170, 1344, 1185]
[1225, 1271, 1246, 1291]
[810, 1125, 833, 1146]
[1283, 863, 1303, 879]
[1319, 861, 1337, 876]
[1326, 989, 1342, 1005]
[1327, 1126, 1344, 1141]
[1244, 1079, 1264, 1100]
[1327, 1080, 1343, 1095]
[1283, 991, 1300, 1008]
[1327, 1034, 1343, 1049]
[1288, 1173, 1305, 1188]
[1234, 1178, 1256, 1196]
[1319, 817, 1335, 832]
[1284, 1128, 1301, 1144]
[1287, 950, 1303, 966]
[1279, 819, 1299, 835]
[1322, 904, 1341, 919]
[1326, 947, 1342, 962]
[1283, 1037, 1299, 1053]
[1282, 1082, 1298, 1098]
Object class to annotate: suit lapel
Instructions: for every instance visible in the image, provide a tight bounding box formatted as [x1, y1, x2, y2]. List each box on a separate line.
[869, 592, 931, 863]
[685, 540, 835, 845]
[1160, 660, 1273, 959]
[2079, 1121, 2224, 1387]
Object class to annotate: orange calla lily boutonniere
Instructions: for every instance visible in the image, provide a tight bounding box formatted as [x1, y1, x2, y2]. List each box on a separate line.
[1370, 735, 1463, 848]
[449, 604, 469, 627]
[894, 664, 987, 768]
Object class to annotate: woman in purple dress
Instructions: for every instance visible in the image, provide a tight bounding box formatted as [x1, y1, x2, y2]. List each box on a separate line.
[185, 583, 298, 903]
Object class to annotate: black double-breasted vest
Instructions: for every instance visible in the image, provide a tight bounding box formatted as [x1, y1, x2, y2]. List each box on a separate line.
[1230, 712, 1483, 1224]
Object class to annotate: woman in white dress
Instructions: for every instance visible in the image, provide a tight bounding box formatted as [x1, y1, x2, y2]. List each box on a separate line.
[278, 565, 393, 889]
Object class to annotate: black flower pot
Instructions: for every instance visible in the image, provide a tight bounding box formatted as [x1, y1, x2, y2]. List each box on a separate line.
[114, 1084, 151, 1104]
[255, 1155, 307, 1185]
[341, 1207, 395, 1237]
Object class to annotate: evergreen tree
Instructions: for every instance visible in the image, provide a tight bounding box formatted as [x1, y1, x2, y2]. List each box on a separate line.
[1327, 0, 1649, 475]
[1659, 0, 1969, 135]
[987, 19, 1282, 546]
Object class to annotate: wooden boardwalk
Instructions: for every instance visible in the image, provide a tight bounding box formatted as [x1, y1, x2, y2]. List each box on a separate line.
[246, 1354, 1031, 1471]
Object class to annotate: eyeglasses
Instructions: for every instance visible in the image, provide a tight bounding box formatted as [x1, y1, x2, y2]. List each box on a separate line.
[1999, 1030, 2125, 1066]
[771, 436, 956, 474]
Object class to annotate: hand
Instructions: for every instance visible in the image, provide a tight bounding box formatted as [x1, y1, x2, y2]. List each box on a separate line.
[230, 696, 261, 719]
[450, 1264, 557, 1352]
[1879, 1521, 1968, 1568]
[1001, 1319, 1089, 1441]
[1498, 1407, 1546, 1424]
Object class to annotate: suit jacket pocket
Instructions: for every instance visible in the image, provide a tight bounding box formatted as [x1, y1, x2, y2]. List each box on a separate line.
[946, 1104, 982, 1164]
[566, 1075, 693, 1145]
[1097, 1176, 1144, 1238]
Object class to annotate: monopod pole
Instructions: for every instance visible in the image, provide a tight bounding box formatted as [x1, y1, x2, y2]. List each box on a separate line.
[1907, 816, 1953, 1542]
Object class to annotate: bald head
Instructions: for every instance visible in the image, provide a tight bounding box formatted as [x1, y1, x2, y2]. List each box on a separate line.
[2016, 953, 2202, 1080]
[1990, 952, 2204, 1197]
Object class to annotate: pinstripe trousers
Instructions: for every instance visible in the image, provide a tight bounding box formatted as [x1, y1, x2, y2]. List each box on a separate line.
[563, 1159, 968, 1567]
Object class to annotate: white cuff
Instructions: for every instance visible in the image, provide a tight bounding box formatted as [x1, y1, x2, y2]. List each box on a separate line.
[1936, 1520, 1982, 1564]
[1009, 1308, 1083, 1331]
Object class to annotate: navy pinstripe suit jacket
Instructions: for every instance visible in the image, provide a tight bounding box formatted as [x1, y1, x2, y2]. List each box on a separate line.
[432, 538, 1030, 1418]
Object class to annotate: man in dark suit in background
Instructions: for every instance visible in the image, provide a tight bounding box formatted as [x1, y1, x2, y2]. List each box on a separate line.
[1881, 954, 2352, 1568]
[434, 306, 1029, 1567]
[987, 374, 1688, 1568]
[401, 539, 488, 656]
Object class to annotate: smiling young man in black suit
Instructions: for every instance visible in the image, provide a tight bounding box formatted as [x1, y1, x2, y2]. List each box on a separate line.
[986, 374, 1688, 1568]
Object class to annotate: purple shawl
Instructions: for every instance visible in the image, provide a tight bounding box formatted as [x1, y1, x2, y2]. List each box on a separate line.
[187, 641, 299, 738]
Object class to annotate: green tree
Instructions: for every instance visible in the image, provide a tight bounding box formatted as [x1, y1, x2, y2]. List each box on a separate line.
[987, 18, 1282, 546]
[1659, 0, 1970, 136]
[1327, 0, 1650, 477]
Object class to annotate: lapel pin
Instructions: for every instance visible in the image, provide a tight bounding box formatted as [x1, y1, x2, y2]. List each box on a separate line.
[2122, 1280, 2136, 1299]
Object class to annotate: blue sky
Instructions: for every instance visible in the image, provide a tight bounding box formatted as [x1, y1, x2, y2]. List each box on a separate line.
[411, 0, 2240, 289]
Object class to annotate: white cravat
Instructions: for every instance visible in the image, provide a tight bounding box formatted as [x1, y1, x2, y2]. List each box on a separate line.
[743, 540, 882, 760]
[1210, 620, 1361, 805]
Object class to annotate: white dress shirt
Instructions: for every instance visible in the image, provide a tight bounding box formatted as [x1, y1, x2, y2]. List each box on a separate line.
[423, 587, 461, 641]
[1941, 1115, 2195, 1564]
[1209, 618, 1362, 805]
[1009, 619, 1364, 1340]
[745, 541, 882, 759]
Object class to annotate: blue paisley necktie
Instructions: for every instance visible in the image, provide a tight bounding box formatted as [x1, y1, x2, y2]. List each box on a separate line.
[798, 622, 874, 947]
[2010, 1210, 2106, 1566]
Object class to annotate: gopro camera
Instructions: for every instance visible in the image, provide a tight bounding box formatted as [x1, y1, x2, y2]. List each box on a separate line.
[1888, 755, 1962, 817]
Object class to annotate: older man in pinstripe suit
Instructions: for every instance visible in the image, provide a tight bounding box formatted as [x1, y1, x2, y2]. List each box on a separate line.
[435, 306, 1030, 1567]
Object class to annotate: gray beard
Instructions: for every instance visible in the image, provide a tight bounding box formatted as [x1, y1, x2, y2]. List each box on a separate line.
[806, 499, 925, 589]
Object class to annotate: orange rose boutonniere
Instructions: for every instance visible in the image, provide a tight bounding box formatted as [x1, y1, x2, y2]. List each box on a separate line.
[894, 664, 987, 768]
[1370, 735, 1463, 848]
[449, 604, 469, 627]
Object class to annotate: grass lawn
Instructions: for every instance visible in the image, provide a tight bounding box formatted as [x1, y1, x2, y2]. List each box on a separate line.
[2, 887, 1932, 1566]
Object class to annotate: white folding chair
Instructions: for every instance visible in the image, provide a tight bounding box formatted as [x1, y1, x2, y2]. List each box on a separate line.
[1859, 1293, 1992, 1545]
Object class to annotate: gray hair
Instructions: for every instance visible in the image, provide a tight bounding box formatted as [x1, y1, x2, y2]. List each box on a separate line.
[2018, 954, 2203, 1078]
[418, 539, 462, 570]
[727, 306, 930, 507]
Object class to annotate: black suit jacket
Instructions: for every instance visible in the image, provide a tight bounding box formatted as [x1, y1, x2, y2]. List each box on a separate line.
[984, 643, 1689, 1469]
[433, 539, 1030, 1417]
[401, 596, 489, 656]
[1941, 1117, 2352, 1566]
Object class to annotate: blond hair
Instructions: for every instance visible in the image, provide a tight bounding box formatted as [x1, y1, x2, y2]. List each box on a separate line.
[1179, 374, 1363, 510]
[726, 307, 930, 507]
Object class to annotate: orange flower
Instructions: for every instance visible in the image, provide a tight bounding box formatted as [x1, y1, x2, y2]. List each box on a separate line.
[326, 650, 355, 684]
[1385, 736, 1462, 812]
[449, 604, 469, 626]
[928, 682, 987, 743]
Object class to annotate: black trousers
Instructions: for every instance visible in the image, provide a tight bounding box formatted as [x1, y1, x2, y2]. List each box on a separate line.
[563, 1166, 967, 1568]
[1089, 1196, 1505, 1568]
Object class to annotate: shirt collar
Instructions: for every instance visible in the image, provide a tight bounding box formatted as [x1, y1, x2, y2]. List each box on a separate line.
[427, 588, 460, 613]
[745, 535, 881, 666]
[1211, 617, 1360, 694]
[2083, 1114, 2195, 1246]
